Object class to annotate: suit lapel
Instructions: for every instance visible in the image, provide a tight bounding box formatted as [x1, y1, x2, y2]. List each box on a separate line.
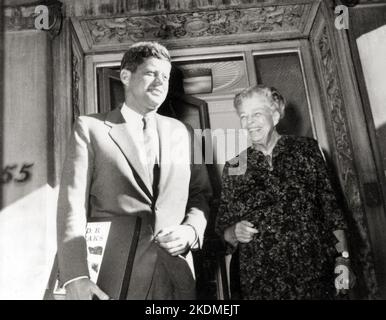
[156, 114, 171, 195]
[105, 108, 153, 200]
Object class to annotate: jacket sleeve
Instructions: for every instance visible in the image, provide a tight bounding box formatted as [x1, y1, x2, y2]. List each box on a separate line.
[311, 139, 347, 232]
[182, 125, 212, 250]
[56, 117, 94, 286]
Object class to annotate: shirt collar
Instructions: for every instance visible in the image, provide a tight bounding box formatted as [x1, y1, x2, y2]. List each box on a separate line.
[121, 103, 156, 127]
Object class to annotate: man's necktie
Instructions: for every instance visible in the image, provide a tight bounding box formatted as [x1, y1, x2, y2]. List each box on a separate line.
[142, 115, 157, 185]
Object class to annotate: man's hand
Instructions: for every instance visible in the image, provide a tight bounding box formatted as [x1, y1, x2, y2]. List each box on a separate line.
[65, 278, 109, 300]
[154, 225, 196, 256]
[224, 220, 258, 245]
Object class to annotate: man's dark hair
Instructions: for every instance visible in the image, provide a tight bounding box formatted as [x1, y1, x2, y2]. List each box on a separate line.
[120, 41, 171, 72]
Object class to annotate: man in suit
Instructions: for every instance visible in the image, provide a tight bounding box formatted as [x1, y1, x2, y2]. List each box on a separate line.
[57, 41, 211, 300]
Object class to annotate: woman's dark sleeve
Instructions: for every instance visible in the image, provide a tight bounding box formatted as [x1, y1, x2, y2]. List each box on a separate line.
[215, 161, 239, 254]
[311, 140, 347, 231]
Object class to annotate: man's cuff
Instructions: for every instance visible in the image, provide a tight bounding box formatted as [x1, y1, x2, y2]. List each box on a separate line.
[63, 276, 89, 289]
[184, 223, 199, 250]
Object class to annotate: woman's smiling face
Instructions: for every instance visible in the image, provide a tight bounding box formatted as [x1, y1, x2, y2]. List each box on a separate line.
[237, 93, 280, 145]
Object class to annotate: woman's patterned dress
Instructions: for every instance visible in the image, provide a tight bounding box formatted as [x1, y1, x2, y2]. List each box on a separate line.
[216, 135, 347, 300]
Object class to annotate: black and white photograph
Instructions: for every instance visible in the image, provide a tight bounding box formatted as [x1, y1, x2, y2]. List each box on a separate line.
[0, 0, 386, 306]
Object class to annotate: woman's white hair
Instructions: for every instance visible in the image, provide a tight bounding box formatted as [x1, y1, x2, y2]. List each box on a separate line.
[234, 85, 286, 119]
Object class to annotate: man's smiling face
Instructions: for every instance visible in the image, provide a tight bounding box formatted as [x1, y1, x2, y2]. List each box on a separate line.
[122, 57, 171, 115]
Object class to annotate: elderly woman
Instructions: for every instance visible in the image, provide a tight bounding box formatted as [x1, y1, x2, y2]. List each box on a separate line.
[215, 85, 352, 300]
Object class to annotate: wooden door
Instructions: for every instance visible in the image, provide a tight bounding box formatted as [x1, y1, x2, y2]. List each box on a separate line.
[97, 68, 123, 113]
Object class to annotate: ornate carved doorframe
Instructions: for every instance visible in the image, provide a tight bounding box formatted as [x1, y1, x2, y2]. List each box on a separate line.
[308, 1, 386, 299]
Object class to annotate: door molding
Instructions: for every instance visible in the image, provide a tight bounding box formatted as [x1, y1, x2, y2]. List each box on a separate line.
[70, 0, 321, 54]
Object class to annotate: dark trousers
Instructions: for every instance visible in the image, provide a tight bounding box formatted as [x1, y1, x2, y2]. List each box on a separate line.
[147, 247, 196, 300]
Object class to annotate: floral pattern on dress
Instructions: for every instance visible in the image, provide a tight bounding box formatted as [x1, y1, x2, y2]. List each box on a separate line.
[215, 135, 347, 300]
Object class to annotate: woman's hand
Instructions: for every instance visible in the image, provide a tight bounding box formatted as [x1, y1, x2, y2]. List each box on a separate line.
[224, 220, 258, 246]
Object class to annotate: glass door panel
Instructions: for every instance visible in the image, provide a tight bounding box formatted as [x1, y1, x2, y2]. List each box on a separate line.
[253, 51, 314, 138]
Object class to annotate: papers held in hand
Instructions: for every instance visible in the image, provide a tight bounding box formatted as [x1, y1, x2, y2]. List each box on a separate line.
[45, 216, 142, 300]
